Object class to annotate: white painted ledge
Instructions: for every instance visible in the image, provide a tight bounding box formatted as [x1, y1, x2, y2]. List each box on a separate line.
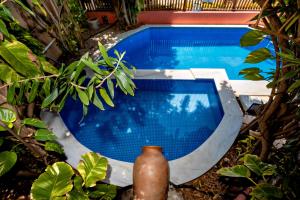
[42, 69, 243, 186]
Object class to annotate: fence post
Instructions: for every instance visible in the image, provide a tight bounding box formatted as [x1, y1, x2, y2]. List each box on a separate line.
[232, 0, 238, 10]
[183, 0, 188, 11]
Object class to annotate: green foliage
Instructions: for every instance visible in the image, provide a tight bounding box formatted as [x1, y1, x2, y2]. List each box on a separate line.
[240, 30, 265, 47]
[22, 118, 47, 129]
[31, 153, 117, 200]
[77, 152, 108, 187]
[0, 151, 17, 176]
[0, 107, 16, 131]
[218, 154, 282, 199]
[44, 141, 64, 155]
[217, 165, 250, 178]
[245, 48, 273, 64]
[243, 154, 276, 178]
[31, 162, 74, 199]
[239, 67, 265, 80]
[251, 183, 283, 200]
[34, 129, 57, 142]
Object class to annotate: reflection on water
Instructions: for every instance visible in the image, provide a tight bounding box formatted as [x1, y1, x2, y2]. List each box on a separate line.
[61, 80, 224, 162]
[108, 27, 275, 80]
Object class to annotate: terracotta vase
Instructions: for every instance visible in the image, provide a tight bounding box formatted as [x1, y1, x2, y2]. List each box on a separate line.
[133, 146, 169, 200]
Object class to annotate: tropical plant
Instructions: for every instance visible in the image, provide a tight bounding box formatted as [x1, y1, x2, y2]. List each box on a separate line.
[30, 152, 117, 200]
[218, 154, 282, 200]
[112, 0, 144, 29]
[2, 0, 85, 54]
[218, 0, 300, 199]
[239, 0, 299, 160]
[0, 106, 64, 175]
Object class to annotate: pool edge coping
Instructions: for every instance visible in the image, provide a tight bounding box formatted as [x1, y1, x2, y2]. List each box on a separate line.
[41, 69, 243, 187]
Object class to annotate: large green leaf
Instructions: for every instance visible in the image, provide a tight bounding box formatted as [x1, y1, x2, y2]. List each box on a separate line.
[240, 30, 265, 47]
[0, 63, 22, 84]
[77, 152, 108, 187]
[31, 162, 74, 200]
[243, 154, 276, 177]
[34, 129, 57, 141]
[0, 107, 16, 131]
[0, 151, 17, 176]
[22, 118, 47, 129]
[217, 165, 251, 178]
[245, 48, 273, 64]
[250, 183, 283, 199]
[0, 40, 41, 77]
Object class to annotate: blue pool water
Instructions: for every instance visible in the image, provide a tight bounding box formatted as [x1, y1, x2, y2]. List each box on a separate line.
[61, 79, 224, 162]
[108, 27, 275, 80]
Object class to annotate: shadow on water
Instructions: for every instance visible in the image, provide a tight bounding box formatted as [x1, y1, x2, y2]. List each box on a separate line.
[60, 79, 224, 162]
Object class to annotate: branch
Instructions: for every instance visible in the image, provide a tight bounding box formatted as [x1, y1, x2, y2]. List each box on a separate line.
[0, 74, 59, 89]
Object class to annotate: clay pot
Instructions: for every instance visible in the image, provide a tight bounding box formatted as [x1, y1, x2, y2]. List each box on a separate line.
[87, 17, 100, 30]
[133, 146, 169, 200]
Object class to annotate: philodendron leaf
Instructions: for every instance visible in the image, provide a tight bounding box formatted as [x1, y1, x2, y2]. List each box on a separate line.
[22, 118, 47, 129]
[88, 184, 117, 199]
[243, 154, 276, 177]
[0, 107, 16, 131]
[250, 183, 283, 199]
[0, 151, 17, 176]
[77, 152, 108, 187]
[217, 165, 251, 178]
[31, 162, 74, 200]
[245, 48, 273, 64]
[240, 30, 265, 47]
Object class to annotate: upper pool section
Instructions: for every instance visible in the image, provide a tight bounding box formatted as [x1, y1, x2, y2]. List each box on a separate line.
[108, 26, 275, 80]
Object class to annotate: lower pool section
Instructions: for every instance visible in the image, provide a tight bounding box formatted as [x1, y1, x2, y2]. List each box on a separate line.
[60, 79, 224, 162]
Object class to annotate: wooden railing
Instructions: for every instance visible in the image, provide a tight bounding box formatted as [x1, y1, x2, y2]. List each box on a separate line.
[80, 0, 114, 11]
[143, 0, 260, 11]
[81, 0, 260, 11]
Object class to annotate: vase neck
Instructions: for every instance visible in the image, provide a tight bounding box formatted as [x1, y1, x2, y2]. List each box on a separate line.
[142, 146, 162, 154]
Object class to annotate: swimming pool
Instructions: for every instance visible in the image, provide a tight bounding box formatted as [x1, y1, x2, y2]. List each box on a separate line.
[60, 79, 224, 162]
[108, 26, 275, 80]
